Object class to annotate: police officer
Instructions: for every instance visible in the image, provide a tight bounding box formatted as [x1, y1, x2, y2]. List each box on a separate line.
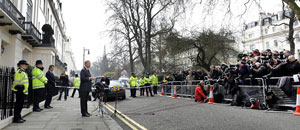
[12, 60, 29, 123]
[144, 74, 153, 97]
[32, 60, 48, 112]
[139, 75, 145, 96]
[150, 72, 158, 95]
[71, 74, 80, 98]
[129, 73, 137, 98]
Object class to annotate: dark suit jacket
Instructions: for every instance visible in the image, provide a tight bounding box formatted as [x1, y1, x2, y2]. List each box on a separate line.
[46, 71, 56, 88]
[100, 78, 110, 86]
[79, 67, 92, 92]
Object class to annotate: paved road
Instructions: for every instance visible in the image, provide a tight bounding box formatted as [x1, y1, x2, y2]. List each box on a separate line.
[107, 90, 300, 130]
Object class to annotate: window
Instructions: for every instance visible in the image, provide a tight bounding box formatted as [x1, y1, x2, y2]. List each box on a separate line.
[265, 28, 268, 34]
[271, 15, 278, 22]
[296, 34, 300, 42]
[295, 20, 299, 26]
[272, 27, 276, 32]
[250, 44, 255, 51]
[266, 42, 270, 49]
[263, 18, 270, 25]
[26, 0, 33, 22]
[248, 33, 254, 38]
[274, 40, 278, 47]
[284, 24, 288, 29]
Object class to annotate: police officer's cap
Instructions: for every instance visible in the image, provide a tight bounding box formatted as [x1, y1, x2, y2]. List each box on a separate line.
[132, 72, 135, 75]
[17, 60, 29, 66]
[75, 74, 78, 77]
[35, 60, 43, 65]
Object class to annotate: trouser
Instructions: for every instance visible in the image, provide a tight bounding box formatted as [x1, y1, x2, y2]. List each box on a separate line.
[153, 85, 158, 94]
[130, 87, 136, 97]
[140, 86, 145, 96]
[44, 86, 53, 107]
[33, 88, 45, 110]
[71, 88, 79, 97]
[146, 86, 153, 96]
[14, 86, 25, 120]
[79, 91, 89, 115]
[58, 87, 68, 100]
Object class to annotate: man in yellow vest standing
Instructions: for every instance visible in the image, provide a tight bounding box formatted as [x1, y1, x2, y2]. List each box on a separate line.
[144, 74, 153, 97]
[71, 74, 80, 98]
[12, 60, 29, 123]
[139, 75, 145, 96]
[150, 72, 159, 95]
[32, 60, 48, 112]
[129, 73, 138, 98]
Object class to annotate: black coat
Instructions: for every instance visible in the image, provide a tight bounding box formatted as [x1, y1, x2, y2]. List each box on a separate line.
[60, 75, 69, 86]
[100, 78, 110, 86]
[80, 67, 92, 92]
[46, 71, 55, 88]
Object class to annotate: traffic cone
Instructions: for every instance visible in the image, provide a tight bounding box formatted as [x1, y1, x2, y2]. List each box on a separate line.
[160, 86, 165, 96]
[293, 88, 300, 116]
[207, 86, 214, 104]
[173, 85, 177, 99]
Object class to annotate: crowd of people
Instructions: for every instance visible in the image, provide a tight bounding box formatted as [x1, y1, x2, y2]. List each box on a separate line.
[157, 49, 300, 108]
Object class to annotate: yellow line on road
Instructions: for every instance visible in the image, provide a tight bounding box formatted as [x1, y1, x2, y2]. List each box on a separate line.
[105, 104, 148, 130]
[104, 105, 139, 130]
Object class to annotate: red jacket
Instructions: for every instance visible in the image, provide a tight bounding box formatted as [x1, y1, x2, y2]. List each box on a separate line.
[195, 86, 207, 101]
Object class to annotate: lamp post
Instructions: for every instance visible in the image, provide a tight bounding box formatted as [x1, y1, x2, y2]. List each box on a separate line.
[83, 47, 90, 67]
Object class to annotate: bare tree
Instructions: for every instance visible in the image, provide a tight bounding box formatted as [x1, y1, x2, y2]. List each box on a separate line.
[107, 0, 190, 73]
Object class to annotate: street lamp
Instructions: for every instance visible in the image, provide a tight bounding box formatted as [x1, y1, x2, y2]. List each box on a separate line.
[83, 47, 90, 66]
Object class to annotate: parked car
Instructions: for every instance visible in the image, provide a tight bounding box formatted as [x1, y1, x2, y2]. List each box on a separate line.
[106, 80, 126, 100]
[119, 77, 130, 88]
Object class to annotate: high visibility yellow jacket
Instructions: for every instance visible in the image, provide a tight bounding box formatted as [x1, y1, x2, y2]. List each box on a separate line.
[32, 67, 48, 89]
[150, 75, 158, 85]
[144, 77, 150, 85]
[129, 76, 137, 87]
[139, 78, 145, 86]
[73, 77, 80, 88]
[12, 68, 29, 95]
[163, 77, 168, 83]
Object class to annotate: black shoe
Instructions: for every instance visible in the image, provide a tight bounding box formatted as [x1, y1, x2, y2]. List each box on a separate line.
[86, 113, 91, 116]
[45, 106, 52, 109]
[33, 109, 41, 112]
[39, 108, 44, 111]
[13, 119, 24, 123]
[82, 114, 90, 117]
[48, 106, 53, 108]
[21, 118, 26, 122]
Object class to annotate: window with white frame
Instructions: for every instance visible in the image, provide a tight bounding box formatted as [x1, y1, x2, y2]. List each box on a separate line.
[250, 44, 255, 51]
[272, 27, 276, 32]
[274, 40, 278, 47]
[266, 42, 270, 49]
[248, 33, 254, 38]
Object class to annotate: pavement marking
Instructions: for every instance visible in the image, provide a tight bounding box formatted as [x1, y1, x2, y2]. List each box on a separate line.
[104, 104, 139, 130]
[105, 103, 148, 130]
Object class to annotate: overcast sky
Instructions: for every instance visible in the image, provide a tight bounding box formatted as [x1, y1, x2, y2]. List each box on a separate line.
[62, 0, 282, 70]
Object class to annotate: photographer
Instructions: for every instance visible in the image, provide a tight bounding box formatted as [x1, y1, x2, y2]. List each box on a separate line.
[250, 62, 268, 78]
[209, 65, 220, 80]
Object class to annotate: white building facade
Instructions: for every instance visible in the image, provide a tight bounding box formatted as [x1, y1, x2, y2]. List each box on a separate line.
[243, 11, 300, 58]
[0, 0, 76, 76]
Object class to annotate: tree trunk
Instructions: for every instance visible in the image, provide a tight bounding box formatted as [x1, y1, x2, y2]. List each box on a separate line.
[288, 10, 296, 55]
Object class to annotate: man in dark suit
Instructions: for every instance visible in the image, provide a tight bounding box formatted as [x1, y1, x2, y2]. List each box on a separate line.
[80, 60, 94, 117]
[44, 65, 56, 109]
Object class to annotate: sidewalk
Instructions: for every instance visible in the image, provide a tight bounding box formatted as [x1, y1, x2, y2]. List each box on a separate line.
[3, 91, 123, 130]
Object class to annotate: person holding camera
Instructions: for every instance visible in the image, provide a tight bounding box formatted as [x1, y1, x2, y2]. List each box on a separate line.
[250, 62, 268, 78]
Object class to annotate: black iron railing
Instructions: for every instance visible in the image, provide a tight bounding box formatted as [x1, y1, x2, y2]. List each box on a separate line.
[24, 22, 42, 43]
[0, 0, 25, 30]
[0, 66, 14, 120]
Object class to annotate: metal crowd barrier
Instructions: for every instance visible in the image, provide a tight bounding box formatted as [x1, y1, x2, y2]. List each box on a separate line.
[156, 77, 299, 109]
